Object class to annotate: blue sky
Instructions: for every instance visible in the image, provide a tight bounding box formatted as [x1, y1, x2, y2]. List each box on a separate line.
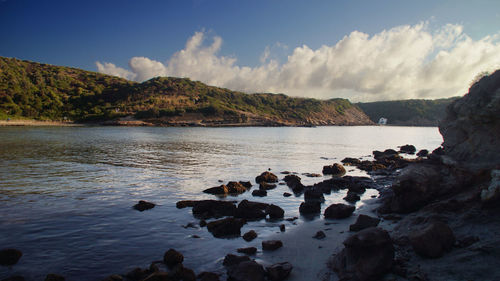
[1, 0, 500, 101]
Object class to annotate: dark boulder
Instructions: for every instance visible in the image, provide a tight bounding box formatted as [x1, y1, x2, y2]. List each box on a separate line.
[416, 149, 429, 157]
[133, 200, 155, 211]
[252, 190, 267, 197]
[266, 262, 293, 281]
[227, 260, 266, 281]
[44, 274, 65, 281]
[176, 200, 196, 209]
[324, 203, 355, 219]
[313, 231, 326, 239]
[237, 247, 257, 255]
[343, 191, 360, 203]
[141, 272, 171, 281]
[283, 175, 304, 193]
[163, 249, 184, 267]
[191, 200, 237, 218]
[172, 266, 196, 281]
[0, 248, 22, 266]
[255, 172, 278, 183]
[322, 163, 346, 176]
[283, 192, 292, 197]
[332, 227, 394, 281]
[266, 204, 285, 219]
[223, 254, 251, 267]
[299, 201, 321, 214]
[242, 230, 258, 242]
[304, 188, 325, 202]
[399, 144, 416, 154]
[409, 222, 456, 258]
[203, 185, 229, 195]
[239, 181, 253, 189]
[100, 275, 123, 281]
[207, 218, 246, 238]
[227, 181, 247, 194]
[341, 157, 361, 165]
[262, 240, 283, 251]
[373, 149, 399, 161]
[349, 214, 380, 232]
[259, 182, 277, 190]
[125, 267, 152, 281]
[236, 200, 268, 220]
[197, 272, 220, 281]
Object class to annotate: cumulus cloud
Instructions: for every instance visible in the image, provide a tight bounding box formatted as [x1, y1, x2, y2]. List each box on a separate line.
[96, 23, 500, 101]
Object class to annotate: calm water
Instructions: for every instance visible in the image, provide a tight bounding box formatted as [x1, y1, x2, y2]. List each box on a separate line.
[0, 126, 442, 280]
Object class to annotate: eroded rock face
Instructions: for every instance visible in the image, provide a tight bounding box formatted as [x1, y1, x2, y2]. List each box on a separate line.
[439, 70, 500, 171]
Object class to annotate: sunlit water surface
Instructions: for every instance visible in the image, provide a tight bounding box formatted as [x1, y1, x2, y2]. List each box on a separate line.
[0, 126, 442, 280]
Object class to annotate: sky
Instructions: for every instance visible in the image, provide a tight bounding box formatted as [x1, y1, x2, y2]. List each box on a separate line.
[1, 0, 500, 101]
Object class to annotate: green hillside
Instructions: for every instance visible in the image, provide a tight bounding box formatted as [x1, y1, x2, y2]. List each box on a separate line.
[0, 57, 372, 126]
[357, 98, 459, 126]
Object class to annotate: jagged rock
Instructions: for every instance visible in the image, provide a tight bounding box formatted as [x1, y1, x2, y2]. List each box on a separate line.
[262, 240, 283, 251]
[252, 190, 267, 197]
[416, 149, 429, 157]
[439, 70, 500, 171]
[163, 249, 184, 267]
[44, 274, 65, 281]
[236, 200, 268, 220]
[237, 247, 257, 255]
[266, 262, 293, 281]
[242, 230, 258, 242]
[409, 222, 456, 258]
[266, 204, 284, 219]
[191, 200, 236, 218]
[322, 163, 346, 176]
[399, 144, 416, 154]
[332, 227, 394, 281]
[207, 218, 246, 238]
[227, 260, 266, 281]
[299, 201, 321, 214]
[227, 181, 247, 194]
[223, 254, 251, 267]
[349, 214, 380, 232]
[133, 200, 155, 211]
[283, 175, 304, 193]
[324, 203, 355, 219]
[203, 184, 229, 195]
[255, 172, 278, 183]
[0, 248, 22, 266]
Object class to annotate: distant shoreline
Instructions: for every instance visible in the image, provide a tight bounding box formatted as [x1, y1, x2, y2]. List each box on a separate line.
[0, 120, 83, 127]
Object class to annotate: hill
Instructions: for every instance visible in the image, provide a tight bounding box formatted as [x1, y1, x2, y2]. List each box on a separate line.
[357, 98, 459, 126]
[0, 57, 372, 126]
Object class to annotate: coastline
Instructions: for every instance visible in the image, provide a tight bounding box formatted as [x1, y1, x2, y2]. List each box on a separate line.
[0, 120, 83, 127]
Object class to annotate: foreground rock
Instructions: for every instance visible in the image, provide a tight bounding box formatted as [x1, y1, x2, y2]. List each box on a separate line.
[409, 221, 456, 258]
[332, 227, 394, 281]
[349, 214, 380, 232]
[227, 260, 266, 281]
[207, 218, 246, 238]
[0, 248, 22, 266]
[322, 163, 346, 176]
[324, 203, 355, 219]
[255, 172, 278, 183]
[299, 201, 321, 215]
[182, 200, 236, 219]
[133, 200, 155, 211]
[242, 230, 258, 242]
[266, 262, 293, 281]
[283, 175, 304, 193]
[163, 249, 184, 267]
[262, 240, 283, 251]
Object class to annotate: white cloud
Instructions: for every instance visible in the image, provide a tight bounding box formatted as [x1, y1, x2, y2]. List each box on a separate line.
[96, 23, 500, 101]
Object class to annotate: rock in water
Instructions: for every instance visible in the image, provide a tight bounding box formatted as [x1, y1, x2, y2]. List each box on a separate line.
[255, 172, 278, 183]
[262, 240, 283, 251]
[439, 70, 500, 171]
[237, 247, 257, 255]
[0, 248, 22, 266]
[266, 262, 293, 281]
[332, 227, 394, 281]
[349, 214, 380, 232]
[227, 260, 265, 281]
[324, 203, 355, 219]
[242, 230, 258, 242]
[133, 200, 155, 211]
[299, 201, 321, 214]
[399, 144, 416, 154]
[322, 163, 346, 176]
[266, 204, 285, 219]
[207, 217, 246, 238]
[203, 184, 229, 195]
[163, 249, 184, 267]
[409, 222, 455, 258]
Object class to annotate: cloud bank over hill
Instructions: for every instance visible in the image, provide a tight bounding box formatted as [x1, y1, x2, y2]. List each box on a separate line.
[96, 23, 500, 102]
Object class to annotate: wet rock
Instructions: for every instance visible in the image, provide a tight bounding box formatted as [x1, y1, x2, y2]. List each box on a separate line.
[283, 175, 304, 193]
[191, 200, 236, 218]
[266, 204, 285, 219]
[322, 163, 346, 176]
[239, 181, 253, 189]
[304, 173, 322, 177]
[227, 260, 266, 281]
[409, 222, 456, 258]
[299, 201, 321, 214]
[259, 182, 277, 190]
[243, 230, 258, 242]
[172, 266, 196, 281]
[255, 172, 278, 183]
[207, 217, 246, 238]
[343, 191, 360, 203]
[0, 248, 22, 266]
[252, 190, 267, 197]
[304, 188, 325, 202]
[283, 192, 292, 197]
[227, 181, 247, 194]
[141, 272, 171, 281]
[324, 203, 355, 219]
[44, 274, 65, 281]
[332, 227, 394, 281]
[176, 200, 196, 209]
[199, 220, 207, 227]
[279, 224, 286, 232]
[373, 149, 399, 161]
[313, 231, 326, 239]
[163, 249, 184, 267]
[262, 240, 283, 251]
[197, 272, 220, 281]
[223, 254, 251, 267]
[203, 184, 229, 195]
[101, 275, 123, 281]
[237, 247, 257, 255]
[266, 262, 293, 281]
[439, 70, 500, 171]
[399, 144, 416, 154]
[349, 214, 380, 232]
[416, 149, 429, 157]
[133, 200, 155, 211]
[341, 157, 361, 165]
[125, 267, 151, 281]
[236, 200, 268, 220]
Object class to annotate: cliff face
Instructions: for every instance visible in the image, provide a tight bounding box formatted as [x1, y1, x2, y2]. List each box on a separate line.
[439, 70, 500, 171]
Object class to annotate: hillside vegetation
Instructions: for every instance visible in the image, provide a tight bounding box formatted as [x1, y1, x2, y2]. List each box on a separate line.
[0, 57, 372, 126]
[357, 98, 459, 126]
